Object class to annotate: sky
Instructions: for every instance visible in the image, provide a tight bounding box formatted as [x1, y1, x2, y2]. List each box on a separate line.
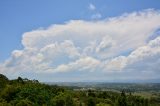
[0, 0, 160, 82]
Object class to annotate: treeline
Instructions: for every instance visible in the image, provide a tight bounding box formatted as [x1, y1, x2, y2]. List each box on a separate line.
[0, 74, 159, 106]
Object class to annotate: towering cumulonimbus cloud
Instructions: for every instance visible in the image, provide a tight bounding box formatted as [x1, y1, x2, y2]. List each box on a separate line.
[0, 9, 160, 81]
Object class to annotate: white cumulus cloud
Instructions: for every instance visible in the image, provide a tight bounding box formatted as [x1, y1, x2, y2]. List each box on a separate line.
[1, 9, 160, 81]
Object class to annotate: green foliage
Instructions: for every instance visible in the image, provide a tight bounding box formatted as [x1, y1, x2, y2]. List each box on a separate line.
[0, 98, 11, 106]
[51, 92, 75, 106]
[0, 74, 8, 81]
[0, 74, 8, 91]
[117, 90, 127, 106]
[0, 85, 18, 102]
[87, 97, 96, 106]
[17, 76, 24, 84]
[0, 74, 160, 106]
[96, 102, 111, 106]
[15, 99, 33, 106]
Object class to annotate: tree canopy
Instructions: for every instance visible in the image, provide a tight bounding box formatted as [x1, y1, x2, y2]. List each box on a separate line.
[0, 74, 159, 106]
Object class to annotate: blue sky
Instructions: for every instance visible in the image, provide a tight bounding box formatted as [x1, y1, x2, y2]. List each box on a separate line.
[0, 1, 160, 82]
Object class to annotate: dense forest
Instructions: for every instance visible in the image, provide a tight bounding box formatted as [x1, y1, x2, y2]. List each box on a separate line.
[0, 74, 160, 106]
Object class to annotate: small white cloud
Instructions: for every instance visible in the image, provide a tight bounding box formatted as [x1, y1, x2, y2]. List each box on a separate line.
[88, 3, 96, 11]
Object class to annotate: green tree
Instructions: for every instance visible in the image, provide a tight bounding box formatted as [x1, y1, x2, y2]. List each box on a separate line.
[117, 90, 127, 106]
[1, 85, 18, 102]
[144, 98, 149, 106]
[17, 77, 24, 84]
[52, 93, 65, 106]
[65, 95, 74, 106]
[52, 92, 75, 106]
[16, 99, 33, 106]
[0, 74, 8, 91]
[87, 97, 96, 106]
